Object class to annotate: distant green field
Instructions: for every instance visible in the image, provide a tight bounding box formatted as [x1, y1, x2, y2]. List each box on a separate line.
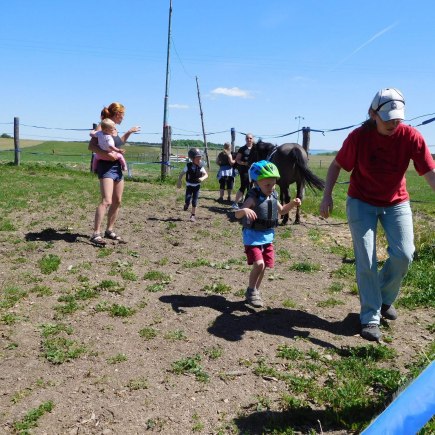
[0, 138, 43, 150]
[0, 140, 432, 218]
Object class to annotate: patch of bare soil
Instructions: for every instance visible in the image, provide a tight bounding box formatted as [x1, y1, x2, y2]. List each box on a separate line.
[0, 189, 433, 434]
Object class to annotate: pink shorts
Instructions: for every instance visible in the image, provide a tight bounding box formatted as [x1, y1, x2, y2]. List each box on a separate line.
[244, 243, 275, 268]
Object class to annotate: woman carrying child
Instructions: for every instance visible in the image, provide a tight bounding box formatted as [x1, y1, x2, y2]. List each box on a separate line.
[88, 102, 140, 245]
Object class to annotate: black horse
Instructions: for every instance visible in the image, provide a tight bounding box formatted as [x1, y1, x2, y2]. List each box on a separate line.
[248, 141, 325, 224]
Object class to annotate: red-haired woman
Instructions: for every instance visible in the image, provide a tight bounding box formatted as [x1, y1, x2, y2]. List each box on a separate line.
[88, 102, 140, 245]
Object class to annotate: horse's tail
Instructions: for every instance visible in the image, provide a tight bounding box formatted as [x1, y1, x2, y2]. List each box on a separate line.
[289, 147, 325, 191]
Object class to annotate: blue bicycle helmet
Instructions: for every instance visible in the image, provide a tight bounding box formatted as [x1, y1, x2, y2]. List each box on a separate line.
[249, 160, 280, 182]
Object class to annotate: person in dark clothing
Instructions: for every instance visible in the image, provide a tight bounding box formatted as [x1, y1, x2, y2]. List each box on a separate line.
[177, 148, 208, 222]
[233, 133, 255, 209]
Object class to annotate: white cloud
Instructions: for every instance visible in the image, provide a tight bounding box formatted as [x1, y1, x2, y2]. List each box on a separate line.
[169, 104, 189, 109]
[211, 87, 253, 99]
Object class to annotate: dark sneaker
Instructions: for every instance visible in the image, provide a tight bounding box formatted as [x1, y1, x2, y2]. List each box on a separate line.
[217, 197, 224, 203]
[381, 304, 398, 320]
[245, 288, 263, 308]
[361, 324, 382, 342]
[183, 204, 189, 211]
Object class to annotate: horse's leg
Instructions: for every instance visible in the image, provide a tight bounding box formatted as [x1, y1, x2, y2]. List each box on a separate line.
[281, 184, 291, 225]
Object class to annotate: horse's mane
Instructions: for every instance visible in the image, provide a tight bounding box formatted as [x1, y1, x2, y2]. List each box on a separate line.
[254, 141, 275, 160]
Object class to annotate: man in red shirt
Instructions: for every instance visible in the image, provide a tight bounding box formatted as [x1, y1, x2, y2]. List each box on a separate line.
[320, 88, 435, 342]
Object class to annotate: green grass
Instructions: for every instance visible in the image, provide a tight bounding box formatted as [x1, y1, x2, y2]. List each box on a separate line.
[139, 327, 158, 340]
[126, 377, 148, 391]
[38, 254, 61, 274]
[191, 413, 205, 432]
[30, 284, 53, 297]
[252, 344, 405, 432]
[171, 354, 209, 382]
[145, 283, 167, 292]
[202, 282, 232, 294]
[42, 336, 86, 364]
[282, 299, 297, 308]
[13, 401, 54, 433]
[39, 322, 86, 364]
[40, 323, 73, 338]
[0, 286, 28, 309]
[95, 279, 125, 294]
[205, 345, 224, 360]
[143, 270, 171, 282]
[164, 329, 187, 341]
[317, 297, 344, 308]
[0, 218, 15, 231]
[289, 261, 321, 273]
[276, 345, 303, 361]
[399, 243, 434, 308]
[328, 282, 344, 293]
[109, 304, 136, 317]
[1, 313, 21, 325]
[107, 353, 128, 364]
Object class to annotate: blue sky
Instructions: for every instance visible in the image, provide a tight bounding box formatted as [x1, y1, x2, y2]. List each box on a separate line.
[1, 0, 435, 152]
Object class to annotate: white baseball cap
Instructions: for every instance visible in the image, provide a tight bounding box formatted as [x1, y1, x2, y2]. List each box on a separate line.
[371, 88, 405, 121]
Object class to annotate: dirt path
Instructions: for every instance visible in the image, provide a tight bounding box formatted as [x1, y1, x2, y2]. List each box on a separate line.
[0, 189, 433, 434]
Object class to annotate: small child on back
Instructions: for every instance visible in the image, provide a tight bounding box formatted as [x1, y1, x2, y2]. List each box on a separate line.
[177, 148, 208, 222]
[90, 118, 127, 172]
[235, 160, 301, 307]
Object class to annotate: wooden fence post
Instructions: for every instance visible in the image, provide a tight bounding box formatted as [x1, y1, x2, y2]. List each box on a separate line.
[302, 127, 311, 156]
[14, 117, 20, 166]
[231, 128, 236, 152]
[161, 125, 171, 179]
[90, 123, 97, 172]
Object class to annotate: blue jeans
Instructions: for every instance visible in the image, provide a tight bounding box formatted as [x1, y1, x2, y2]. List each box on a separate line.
[346, 197, 414, 325]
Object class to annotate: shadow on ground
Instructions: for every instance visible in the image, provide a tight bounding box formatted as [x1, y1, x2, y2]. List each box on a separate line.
[25, 227, 89, 243]
[233, 404, 371, 434]
[159, 294, 360, 349]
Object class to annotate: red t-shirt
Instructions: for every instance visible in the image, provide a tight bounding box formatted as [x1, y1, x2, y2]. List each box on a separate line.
[336, 123, 434, 206]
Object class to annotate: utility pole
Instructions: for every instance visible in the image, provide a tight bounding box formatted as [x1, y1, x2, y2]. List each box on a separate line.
[295, 115, 304, 144]
[195, 76, 210, 169]
[161, 0, 173, 179]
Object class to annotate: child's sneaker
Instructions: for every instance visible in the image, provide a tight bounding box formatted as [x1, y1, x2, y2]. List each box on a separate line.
[183, 204, 189, 211]
[231, 202, 239, 210]
[245, 287, 263, 308]
[189, 214, 196, 222]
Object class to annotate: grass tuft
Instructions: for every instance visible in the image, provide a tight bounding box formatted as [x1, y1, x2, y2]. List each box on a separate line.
[13, 401, 54, 432]
[38, 254, 61, 274]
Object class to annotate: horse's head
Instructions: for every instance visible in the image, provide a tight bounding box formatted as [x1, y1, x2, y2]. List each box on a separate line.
[248, 140, 275, 165]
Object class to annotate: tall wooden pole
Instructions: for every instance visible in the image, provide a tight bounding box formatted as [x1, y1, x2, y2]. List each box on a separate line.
[195, 76, 210, 169]
[231, 128, 236, 152]
[90, 122, 97, 172]
[161, 0, 173, 179]
[302, 127, 311, 156]
[14, 117, 20, 166]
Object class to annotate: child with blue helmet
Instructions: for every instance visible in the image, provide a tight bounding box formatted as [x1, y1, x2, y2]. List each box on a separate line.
[235, 160, 301, 307]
